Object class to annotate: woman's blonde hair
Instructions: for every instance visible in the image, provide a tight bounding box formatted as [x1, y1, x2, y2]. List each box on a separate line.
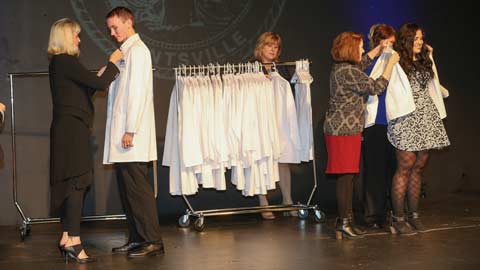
[254, 32, 282, 62]
[47, 18, 81, 57]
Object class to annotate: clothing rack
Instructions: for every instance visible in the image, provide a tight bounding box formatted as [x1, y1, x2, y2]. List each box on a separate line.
[172, 60, 325, 232]
[173, 60, 313, 76]
[6, 69, 158, 240]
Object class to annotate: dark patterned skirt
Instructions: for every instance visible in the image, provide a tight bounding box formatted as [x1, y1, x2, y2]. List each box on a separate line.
[387, 90, 450, 151]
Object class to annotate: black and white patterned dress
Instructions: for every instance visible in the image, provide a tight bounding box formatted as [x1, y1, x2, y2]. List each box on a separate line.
[387, 69, 450, 151]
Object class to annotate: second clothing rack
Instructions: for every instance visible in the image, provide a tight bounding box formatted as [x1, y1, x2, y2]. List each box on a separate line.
[167, 60, 325, 231]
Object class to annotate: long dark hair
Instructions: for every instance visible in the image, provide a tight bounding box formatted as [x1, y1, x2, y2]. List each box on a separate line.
[393, 23, 434, 77]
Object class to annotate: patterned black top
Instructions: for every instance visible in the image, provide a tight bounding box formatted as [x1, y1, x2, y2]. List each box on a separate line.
[324, 55, 389, 136]
[387, 68, 450, 151]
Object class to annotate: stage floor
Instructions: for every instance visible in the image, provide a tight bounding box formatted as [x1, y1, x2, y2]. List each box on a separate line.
[1, 192, 480, 270]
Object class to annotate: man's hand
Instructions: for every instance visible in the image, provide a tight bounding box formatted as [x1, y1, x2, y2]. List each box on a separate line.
[0, 102, 6, 113]
[122, 132, 134, 149]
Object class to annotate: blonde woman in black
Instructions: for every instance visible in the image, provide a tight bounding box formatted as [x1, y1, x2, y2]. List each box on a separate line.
[47, 18, 122, 263]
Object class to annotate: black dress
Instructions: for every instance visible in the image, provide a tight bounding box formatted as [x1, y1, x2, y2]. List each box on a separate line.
[49, 54, 119, 214]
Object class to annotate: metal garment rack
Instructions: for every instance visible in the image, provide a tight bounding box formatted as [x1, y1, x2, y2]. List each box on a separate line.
[7, 70, 158, 240]
[173, 60, 325, 231]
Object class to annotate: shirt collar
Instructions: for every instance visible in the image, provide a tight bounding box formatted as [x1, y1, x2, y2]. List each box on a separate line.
[120, 33, 140, 52]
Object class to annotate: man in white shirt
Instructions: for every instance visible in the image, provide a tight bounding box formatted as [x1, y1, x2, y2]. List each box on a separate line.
[104, 6, 163, 257]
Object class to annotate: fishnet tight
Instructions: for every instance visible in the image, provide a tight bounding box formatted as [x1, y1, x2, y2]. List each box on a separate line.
[391, 150, 429, 217]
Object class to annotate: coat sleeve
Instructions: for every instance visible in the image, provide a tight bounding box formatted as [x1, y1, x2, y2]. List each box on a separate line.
[124, 46, 152, 134]
[61, 56, 119, 91]
[341, 67, 388, 95]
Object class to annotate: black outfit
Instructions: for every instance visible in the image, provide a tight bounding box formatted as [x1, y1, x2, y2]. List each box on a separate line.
[49, 54, 119, 235]
[362, 125, 396, 225]
[58, 182, 87, 236]
[114, 162, 162, 243]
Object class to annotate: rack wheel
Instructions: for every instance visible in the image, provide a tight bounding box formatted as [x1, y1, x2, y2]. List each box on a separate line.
[298, 209, 309, 219]
[178, 215, 191, 228]
[194, 217, 205, 232]
[19, 224, 30, 241]
[314, 209, 326, 223]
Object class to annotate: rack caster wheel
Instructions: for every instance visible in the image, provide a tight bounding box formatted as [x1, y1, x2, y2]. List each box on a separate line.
[298, 209, 309, 219]
[314, 209, 326, 223]
[19, 224, 30, 241]
[178, 215, 191, 228]
[194, 217, 205, 232]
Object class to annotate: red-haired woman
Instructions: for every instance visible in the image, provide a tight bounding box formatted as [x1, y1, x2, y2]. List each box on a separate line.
[324, 31, 399, 239]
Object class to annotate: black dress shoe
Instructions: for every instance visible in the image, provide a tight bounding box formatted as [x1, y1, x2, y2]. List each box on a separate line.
[112, 242, 144, 254]
[366, 222, 384, 230]
[127, 243, 165, 258]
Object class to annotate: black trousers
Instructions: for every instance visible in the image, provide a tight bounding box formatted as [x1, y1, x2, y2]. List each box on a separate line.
[59, 185, 87, 236]
[362, 125, 396, 223]
[115, 162, 162, 243]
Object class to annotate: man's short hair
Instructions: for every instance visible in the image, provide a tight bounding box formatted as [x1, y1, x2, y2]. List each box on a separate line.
[106, 6, 135, 28]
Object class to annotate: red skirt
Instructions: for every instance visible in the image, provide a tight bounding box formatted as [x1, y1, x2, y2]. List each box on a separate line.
[324, 134, 361, 174]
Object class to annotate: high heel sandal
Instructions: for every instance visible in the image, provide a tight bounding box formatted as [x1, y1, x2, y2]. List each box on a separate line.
[335, 218, 364, 240]
[64, 244, 96, 264]
[58, 244, 66, 256]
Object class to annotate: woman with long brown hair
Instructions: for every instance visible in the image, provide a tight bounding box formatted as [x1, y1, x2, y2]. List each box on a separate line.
[388, 23, 450, 235]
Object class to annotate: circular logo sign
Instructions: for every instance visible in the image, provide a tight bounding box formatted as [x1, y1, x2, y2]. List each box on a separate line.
[71, 0, 286, 79]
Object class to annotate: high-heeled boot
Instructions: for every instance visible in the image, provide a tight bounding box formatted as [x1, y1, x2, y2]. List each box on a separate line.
[64, 244, 96, 264]
[407, 212, 427, 232]
[389, 214, 417, 236]
[335, 218, 364, 240]
[347, 212, 366, 235]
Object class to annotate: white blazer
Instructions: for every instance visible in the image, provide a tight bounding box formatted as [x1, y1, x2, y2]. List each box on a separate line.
[365, 51, 449, 128]
[103, 34, 157, 164]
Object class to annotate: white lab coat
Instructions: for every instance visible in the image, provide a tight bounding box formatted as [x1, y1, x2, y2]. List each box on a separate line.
[365, 51, 449, 127]
[103, 34, 157, 164]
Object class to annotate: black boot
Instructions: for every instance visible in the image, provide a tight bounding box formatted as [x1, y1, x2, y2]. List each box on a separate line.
[389, 215, 417, 236]
[335, 218, 364, 240]
[407, 212, 427, 232]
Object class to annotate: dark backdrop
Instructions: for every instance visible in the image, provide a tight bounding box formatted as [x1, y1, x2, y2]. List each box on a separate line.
[0, 0, 478, 225]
